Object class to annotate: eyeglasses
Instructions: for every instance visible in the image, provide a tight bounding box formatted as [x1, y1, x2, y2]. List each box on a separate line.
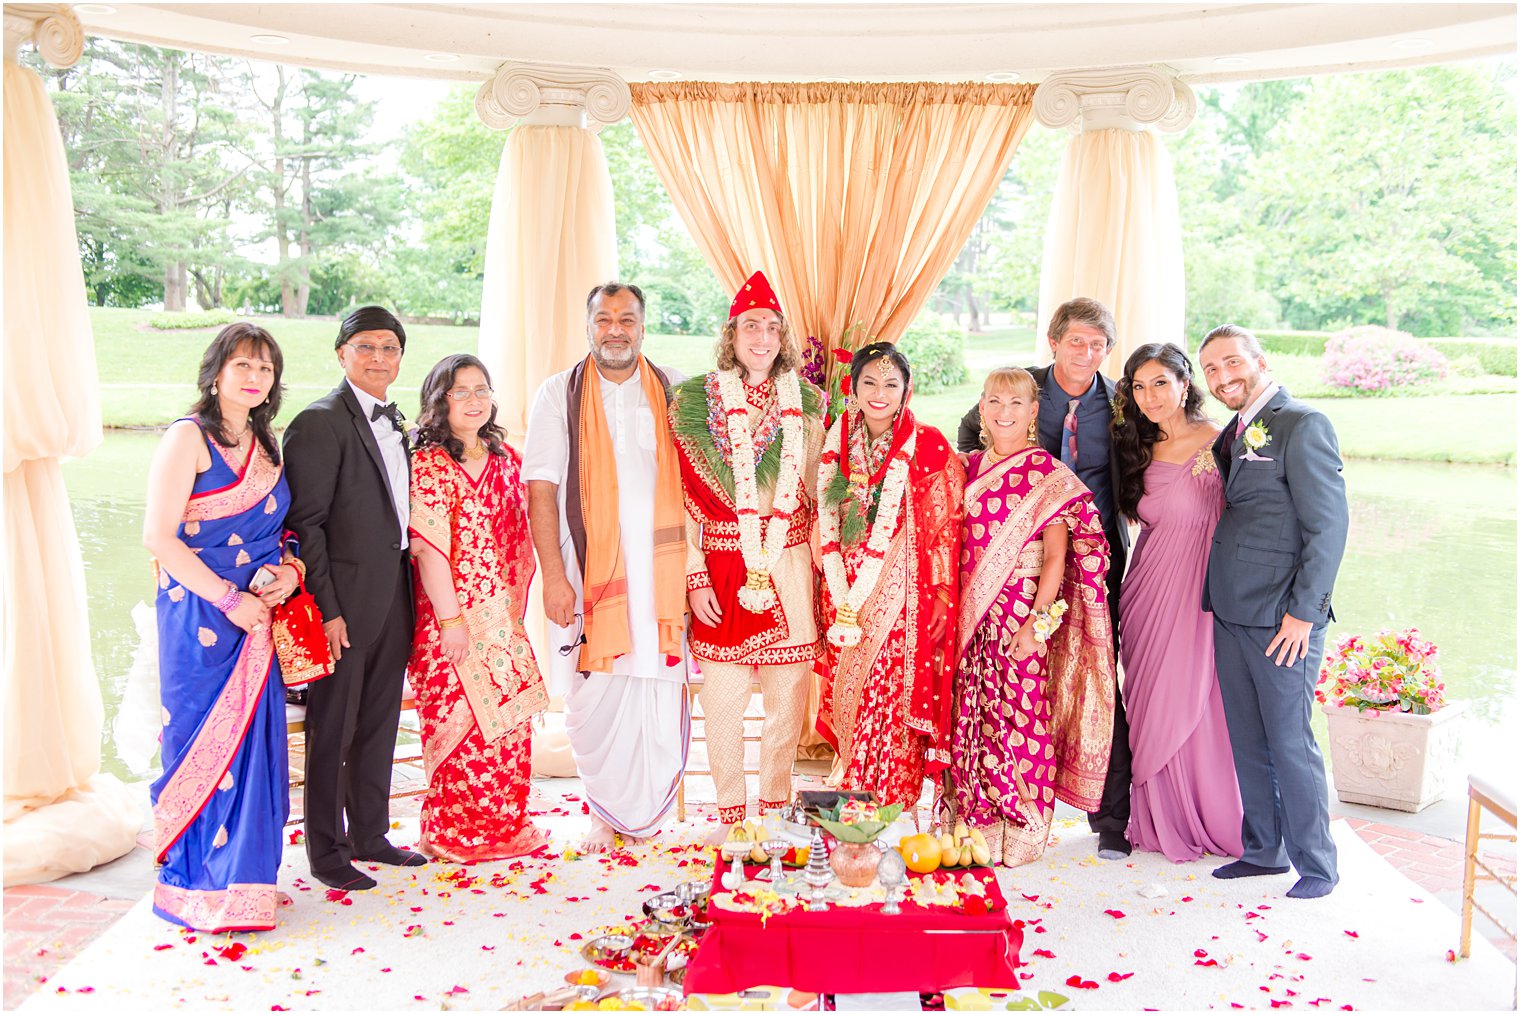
[446, 387, 494, 402]
[345, 342, 404, 360]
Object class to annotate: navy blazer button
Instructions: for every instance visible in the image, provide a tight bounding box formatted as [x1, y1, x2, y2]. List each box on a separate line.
[392, 542, 401, 551]
[1224, 501, 1232, 509]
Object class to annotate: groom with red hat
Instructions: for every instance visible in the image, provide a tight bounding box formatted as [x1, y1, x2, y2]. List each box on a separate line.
[668, 271, 825, 831]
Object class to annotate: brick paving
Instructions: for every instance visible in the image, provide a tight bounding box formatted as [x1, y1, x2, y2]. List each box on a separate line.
[5, 815, 1513, 1008]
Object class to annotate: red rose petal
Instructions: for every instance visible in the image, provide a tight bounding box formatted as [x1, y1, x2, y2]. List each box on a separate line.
[1107, 971, 1134, 982]
[1104, 909, 1126, 919]
[1033, 949, 1056, 959]
[1064, 975, 1099, 990]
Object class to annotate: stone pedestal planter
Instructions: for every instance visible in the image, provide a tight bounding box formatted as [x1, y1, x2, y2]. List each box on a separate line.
[1322, 701, 1467, 812]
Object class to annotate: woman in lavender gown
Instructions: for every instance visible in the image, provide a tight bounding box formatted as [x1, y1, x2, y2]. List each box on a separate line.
[1112, 343, 1243, 862]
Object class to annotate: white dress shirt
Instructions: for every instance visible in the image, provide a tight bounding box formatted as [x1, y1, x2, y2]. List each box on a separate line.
[346, 379, 409, 548]
[1237, 381, 1281, 432]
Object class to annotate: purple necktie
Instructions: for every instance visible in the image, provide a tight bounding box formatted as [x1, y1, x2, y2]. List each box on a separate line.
[1236, 414, 1247, 441]
[1061, 398, 1079, 467]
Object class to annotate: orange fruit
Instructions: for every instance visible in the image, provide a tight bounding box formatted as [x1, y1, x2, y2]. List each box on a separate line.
[899, 832, 941, 874]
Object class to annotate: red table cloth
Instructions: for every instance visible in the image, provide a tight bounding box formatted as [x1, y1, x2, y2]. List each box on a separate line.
[681, 860, 1023, 996]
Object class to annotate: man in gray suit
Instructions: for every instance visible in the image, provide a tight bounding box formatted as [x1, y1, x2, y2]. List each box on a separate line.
[1200, 324, 1348, 900]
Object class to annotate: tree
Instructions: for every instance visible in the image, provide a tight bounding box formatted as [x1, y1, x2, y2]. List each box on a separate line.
[1244, 64, 1516, 334]
[251, 66, 400, 317]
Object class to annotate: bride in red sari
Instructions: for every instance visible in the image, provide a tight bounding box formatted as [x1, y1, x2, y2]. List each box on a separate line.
[816, 342, 964, 810]
[407, 354, 550, 861]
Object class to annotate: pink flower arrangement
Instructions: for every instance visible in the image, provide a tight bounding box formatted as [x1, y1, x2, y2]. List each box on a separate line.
[1316, 627, 1448, 714]
[1322, 326, 1448, 394]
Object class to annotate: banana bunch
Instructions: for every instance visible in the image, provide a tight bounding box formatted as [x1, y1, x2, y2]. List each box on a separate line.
[936, 819, 991, 867]
[726, 819, 771, 864]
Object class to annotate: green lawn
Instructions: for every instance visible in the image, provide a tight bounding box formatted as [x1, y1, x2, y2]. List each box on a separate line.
[88, 308, 1514, 463]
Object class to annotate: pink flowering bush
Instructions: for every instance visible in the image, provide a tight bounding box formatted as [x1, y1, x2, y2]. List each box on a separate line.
[1316, 627, 1448, 715]
[1321, 325, 1448, 394]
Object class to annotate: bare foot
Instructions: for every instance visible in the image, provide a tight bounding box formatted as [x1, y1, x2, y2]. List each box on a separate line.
[704, 823, 733, 846]
[578, 816, 618, 853]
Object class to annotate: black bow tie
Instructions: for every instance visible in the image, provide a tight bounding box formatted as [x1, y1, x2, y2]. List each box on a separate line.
[371, 402, 404, 431]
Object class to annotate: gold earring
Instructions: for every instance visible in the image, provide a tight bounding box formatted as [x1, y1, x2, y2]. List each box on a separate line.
[1027, 420, 1038, 442]
[211, 383, 218, 396]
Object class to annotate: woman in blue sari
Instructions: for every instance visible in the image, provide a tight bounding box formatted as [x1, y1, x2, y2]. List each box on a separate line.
[142, 323, 300, 932]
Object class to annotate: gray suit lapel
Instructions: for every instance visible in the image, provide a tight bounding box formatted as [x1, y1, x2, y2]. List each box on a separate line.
[1225, 387, 1291, 492]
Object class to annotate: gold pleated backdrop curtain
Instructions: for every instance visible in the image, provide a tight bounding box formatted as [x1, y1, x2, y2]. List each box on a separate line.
[1036, 127, 1185, 376]
[629, 82, 1038, 356]
[477, 125, 617, 447]
[3, 57, 142, 885]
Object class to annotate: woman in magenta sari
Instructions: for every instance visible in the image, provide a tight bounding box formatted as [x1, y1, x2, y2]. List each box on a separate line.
[407, 355, 549, 861]
[950, 368, 1115, 866]
[1112, 343, 1242, 862]
[142, 324, 300, 931]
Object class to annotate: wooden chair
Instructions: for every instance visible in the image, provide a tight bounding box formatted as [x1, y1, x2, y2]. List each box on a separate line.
[1460, 771, 1516, 958]
[284, 685, 425, 825]
[677, 678, 763, 823]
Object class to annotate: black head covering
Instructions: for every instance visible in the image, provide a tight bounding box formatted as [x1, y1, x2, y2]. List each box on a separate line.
[335, 305, 407, 351]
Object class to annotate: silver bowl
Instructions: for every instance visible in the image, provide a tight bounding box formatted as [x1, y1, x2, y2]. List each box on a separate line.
[612, 985, 686, 1009]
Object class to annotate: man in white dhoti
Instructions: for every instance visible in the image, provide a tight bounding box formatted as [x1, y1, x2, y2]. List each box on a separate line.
[524, 282, 690, 852]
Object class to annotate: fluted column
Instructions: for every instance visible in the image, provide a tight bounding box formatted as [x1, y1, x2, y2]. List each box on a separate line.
[1034, 67, 1194, 373]
[474, 60, 627, 446]
[4, 3, 143, 886]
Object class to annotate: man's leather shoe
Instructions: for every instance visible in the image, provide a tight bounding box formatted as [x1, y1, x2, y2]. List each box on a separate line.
[311, 865, 378, 891]
[354, 844, 428, 867]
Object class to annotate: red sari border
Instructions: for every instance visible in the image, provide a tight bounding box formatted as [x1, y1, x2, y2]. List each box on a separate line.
[154, 882, 277, 933]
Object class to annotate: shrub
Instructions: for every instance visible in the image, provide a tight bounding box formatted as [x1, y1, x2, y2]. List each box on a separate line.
[897, 313, 968, 393]
[1255, 330, 1331, 357]
[1424, 338, 1516, 377]
[1321, 325, 1448, 394]
[148, 308, 238, 330]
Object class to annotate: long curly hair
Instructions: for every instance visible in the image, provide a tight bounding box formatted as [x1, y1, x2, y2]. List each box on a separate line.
[1112, 342, 1209, 519]
[413, 354, 509, 462]
[715, 312, 802, 379]
[189, 322, 284, 465]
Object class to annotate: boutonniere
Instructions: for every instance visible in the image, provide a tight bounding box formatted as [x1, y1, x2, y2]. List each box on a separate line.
[1109, 397, 1124, 426]
[1240, 420, 1273, 461]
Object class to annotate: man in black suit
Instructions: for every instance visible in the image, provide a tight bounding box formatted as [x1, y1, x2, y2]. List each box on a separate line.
[954, 297, 1133, 859]
[283, 306, 427, 890]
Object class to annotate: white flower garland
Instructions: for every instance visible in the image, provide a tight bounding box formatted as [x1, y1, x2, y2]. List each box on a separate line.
[817, 414, 915, 647]
[716, 368, 806, 613]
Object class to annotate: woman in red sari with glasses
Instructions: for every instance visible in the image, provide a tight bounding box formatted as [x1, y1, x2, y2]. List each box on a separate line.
[949, 367, 1115, 866]
[815, 342, 964, 811]
[407, 354, 550, 861]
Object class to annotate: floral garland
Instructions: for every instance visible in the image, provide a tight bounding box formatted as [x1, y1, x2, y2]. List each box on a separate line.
[703, 372, 781, 466]
[716, 368, 805, 612]
[817, 412, 915, 647]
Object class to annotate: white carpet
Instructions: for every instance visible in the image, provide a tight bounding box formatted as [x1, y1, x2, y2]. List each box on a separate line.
[18, 785, 1516, 1011]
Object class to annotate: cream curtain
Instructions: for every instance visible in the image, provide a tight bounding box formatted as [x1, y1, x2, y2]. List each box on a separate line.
[1037, 127, 1185, 376]
[4, 57, 141, 885]
[477, 125, 617, 446]
[629, 82, 1037, 356]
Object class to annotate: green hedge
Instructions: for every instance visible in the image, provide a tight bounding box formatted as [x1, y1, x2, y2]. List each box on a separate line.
[1423, 338, 1516, 377]
[1256, 330, 1331, 357]
[897, 313, 969, 393]
[1252, 329, 1514, 376]
[148, 308, 238, 330]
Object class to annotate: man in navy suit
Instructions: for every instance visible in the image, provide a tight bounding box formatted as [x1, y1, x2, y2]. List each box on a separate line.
[1200, 324, 1349, 900]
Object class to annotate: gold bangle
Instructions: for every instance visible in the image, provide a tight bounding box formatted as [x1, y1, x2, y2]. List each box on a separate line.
[438, 614, 466, 629]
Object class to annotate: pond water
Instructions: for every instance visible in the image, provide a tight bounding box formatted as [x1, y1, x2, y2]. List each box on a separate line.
[66, 432, 1516, 781]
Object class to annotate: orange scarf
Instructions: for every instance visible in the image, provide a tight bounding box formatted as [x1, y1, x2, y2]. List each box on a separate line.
[576, 354, 686, 673]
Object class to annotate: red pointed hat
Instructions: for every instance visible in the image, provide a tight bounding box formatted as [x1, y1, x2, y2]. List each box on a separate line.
[730, 270, 782, 321]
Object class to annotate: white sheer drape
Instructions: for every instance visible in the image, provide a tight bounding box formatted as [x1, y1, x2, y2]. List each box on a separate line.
[3, 56, 141, 885]
[477, 125, 616, 446]
[1037, 127, 1185, 374]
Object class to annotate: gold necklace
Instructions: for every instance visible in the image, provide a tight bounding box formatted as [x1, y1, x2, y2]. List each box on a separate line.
[463, 442, 486, 461]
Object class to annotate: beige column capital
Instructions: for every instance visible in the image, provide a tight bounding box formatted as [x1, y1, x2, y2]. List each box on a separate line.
[474, 60, 630, 132]
[1033, 67, 1196, 134]
[4, 3, 83, 66]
